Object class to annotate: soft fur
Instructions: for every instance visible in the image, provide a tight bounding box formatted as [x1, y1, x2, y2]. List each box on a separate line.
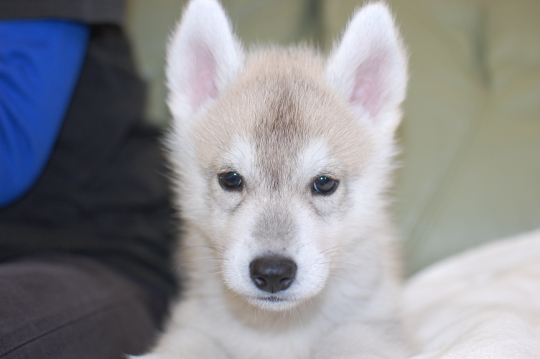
[133, 0, 409, 358]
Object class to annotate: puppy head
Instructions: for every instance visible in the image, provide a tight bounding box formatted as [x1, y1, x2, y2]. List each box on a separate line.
[166, 0, 407, 311]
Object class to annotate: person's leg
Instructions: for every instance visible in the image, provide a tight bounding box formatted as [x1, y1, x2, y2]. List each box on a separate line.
[0, 255, 167, 359]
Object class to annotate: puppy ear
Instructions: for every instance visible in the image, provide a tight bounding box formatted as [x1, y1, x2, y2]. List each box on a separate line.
[166, 0, 244, 123]
[326, 2, 407, 132]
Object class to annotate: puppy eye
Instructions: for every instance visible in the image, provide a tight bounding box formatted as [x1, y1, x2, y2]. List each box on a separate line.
[312, 176, 338, 195]
[218, 171, 243, 190]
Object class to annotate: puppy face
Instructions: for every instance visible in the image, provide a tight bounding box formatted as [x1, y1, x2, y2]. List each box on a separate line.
[165, 0, 407, 311]
[190, 54, 379, 310]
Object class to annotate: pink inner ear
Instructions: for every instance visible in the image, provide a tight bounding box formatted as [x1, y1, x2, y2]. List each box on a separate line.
[350, 54, 385, 117]
[189, 44, 218, 110]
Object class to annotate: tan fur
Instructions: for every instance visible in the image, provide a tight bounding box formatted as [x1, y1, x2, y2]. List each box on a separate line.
[132, 1, 410, 358]
[195, 47, 370, 189]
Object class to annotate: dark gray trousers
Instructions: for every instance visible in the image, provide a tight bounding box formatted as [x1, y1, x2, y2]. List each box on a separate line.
[0, 255, 166, 359]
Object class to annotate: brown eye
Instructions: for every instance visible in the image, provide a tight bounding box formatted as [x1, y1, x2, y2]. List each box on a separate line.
[218, 172, 243, 190]
[312, 176, 338, 195]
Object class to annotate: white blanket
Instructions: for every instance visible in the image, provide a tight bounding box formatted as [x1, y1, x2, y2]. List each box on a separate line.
[403, 229, 540, 358]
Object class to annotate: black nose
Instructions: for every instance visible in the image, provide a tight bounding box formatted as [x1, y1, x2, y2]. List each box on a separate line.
[249, 256, 297, 293]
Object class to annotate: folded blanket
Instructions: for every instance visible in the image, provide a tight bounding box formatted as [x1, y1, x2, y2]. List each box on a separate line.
[404, 229, 540, 358]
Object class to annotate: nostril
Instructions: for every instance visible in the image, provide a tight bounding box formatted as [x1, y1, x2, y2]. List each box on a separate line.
[280, 278, 293, 287]
[253, 277, 267, 287]
[249, 256, 297, 293]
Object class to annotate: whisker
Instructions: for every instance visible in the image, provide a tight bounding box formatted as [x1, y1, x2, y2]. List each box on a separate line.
[327, 275, 346, 283]
[183, 257, 224, 264]
[319, 242, 356, 255]
[331, 261, 363, 269]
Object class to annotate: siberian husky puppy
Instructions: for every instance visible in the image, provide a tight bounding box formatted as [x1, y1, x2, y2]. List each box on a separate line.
[134, 0, 409, 358]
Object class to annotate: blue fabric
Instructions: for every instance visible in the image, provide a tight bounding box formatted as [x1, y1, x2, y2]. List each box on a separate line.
[0, 20, 90, 207]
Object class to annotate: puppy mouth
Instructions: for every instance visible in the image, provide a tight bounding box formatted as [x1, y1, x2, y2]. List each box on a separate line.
[257, 295, 287, 302]
[247, 294, 299, 311]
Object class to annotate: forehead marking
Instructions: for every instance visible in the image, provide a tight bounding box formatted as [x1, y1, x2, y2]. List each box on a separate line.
[300, 140, 332, 177]
[221, 137, 254, 174]
[252, 81, 308, 191]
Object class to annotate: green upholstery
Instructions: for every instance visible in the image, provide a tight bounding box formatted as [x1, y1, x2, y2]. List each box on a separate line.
[126, 0, 540, 274]
[389, 0, 540, 273]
